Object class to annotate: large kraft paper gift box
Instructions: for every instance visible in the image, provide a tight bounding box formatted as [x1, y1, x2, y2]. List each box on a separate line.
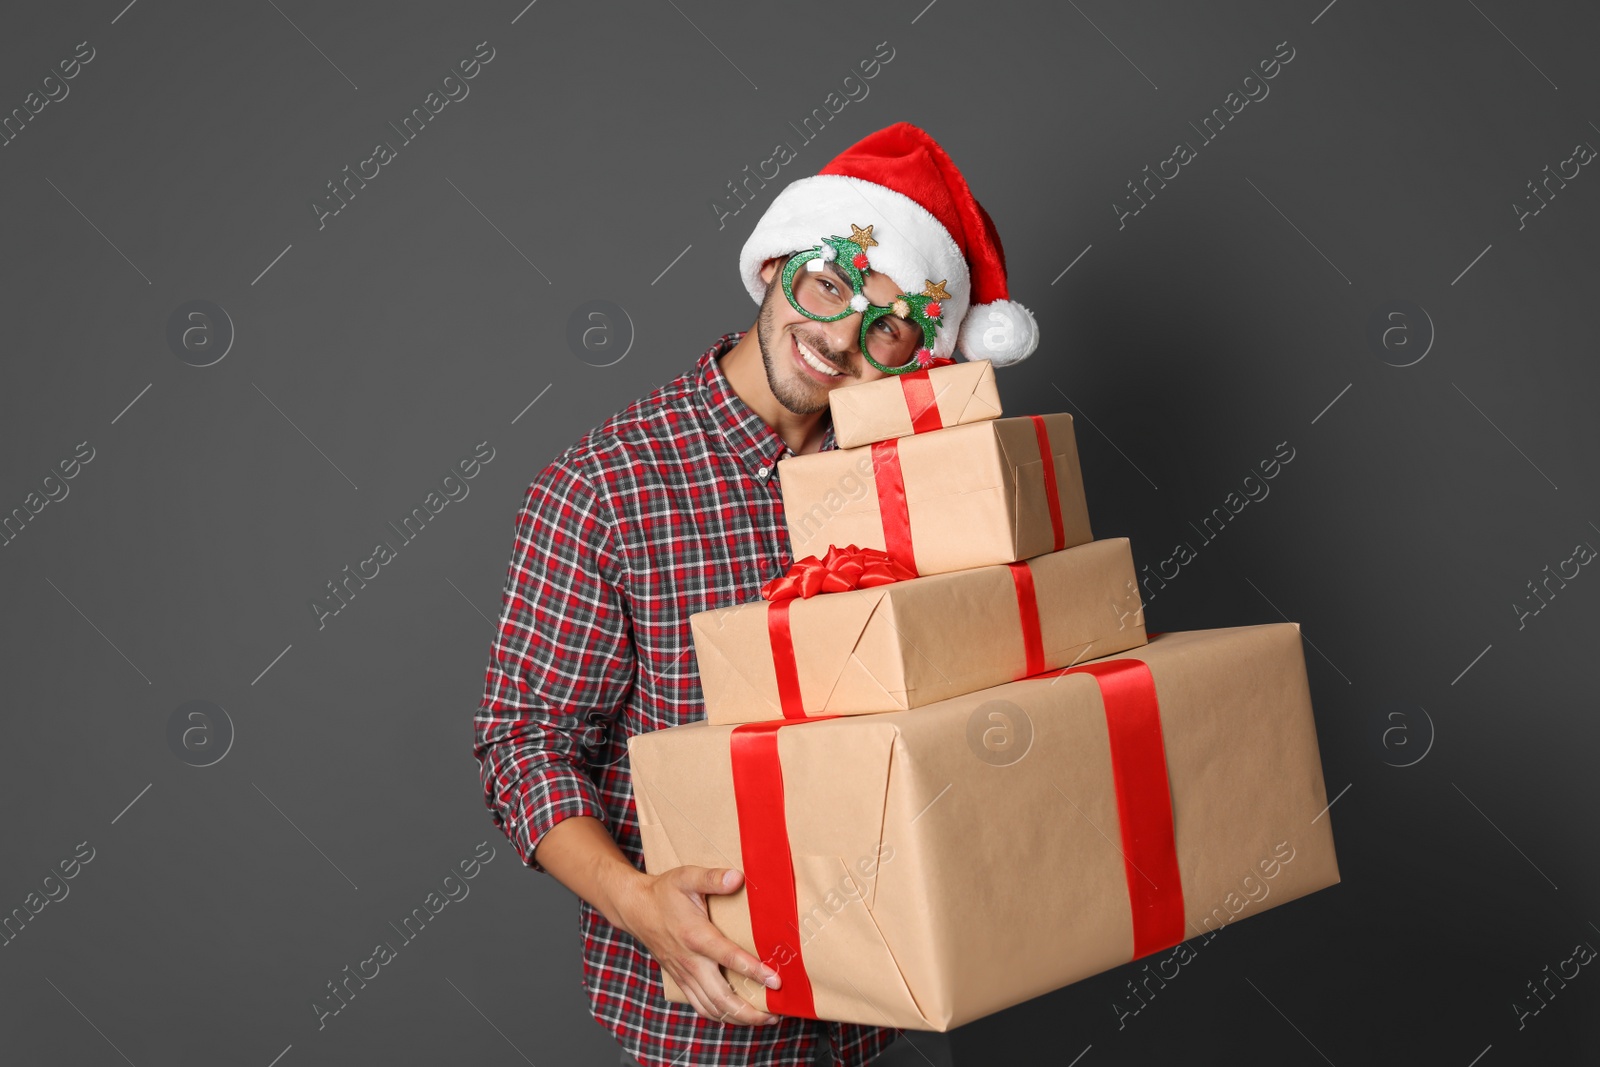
[828, 358, 1002, 449]
[779, 412, 1091, 577]
[690, 537, 1146, 726]
[630, 624, 1341, 1030]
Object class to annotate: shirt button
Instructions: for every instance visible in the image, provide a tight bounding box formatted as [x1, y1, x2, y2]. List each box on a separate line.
[757, 465, 769, 478]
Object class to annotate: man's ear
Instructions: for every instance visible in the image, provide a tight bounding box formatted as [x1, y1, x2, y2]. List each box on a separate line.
[758, 256, 786, 287]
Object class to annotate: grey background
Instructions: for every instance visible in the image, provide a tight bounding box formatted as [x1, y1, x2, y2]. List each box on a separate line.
[1, 0, 1596, 1064]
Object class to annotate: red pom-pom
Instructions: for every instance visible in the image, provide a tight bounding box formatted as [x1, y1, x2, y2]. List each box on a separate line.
[852, 252, 869, 270]
[926, 301, 942, 319]
[914, 347, 934, 367]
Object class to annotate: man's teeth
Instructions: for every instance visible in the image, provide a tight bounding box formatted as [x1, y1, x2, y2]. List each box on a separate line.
[797, 339, 842, 376]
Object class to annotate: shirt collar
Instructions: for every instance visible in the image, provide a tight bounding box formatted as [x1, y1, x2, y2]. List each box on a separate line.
[695, 331, 837, 486]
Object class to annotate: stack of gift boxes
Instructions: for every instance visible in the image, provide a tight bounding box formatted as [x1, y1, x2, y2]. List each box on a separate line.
[628, 359, 1341, 1032]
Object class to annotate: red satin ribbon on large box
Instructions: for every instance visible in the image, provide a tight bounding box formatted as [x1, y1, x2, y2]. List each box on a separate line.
[1031, 658, 1187, 958]
[728, 716, 838, 1019]
[726, 655, 1186, 1021]
[868, 413, 1066, 577]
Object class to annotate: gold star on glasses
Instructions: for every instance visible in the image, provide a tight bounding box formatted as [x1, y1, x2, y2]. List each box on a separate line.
[921, 279, 951, 300]
[848, 222, 878, 249]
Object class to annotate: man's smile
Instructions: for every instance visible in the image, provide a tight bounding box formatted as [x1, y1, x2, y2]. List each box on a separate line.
[791, 332, 846, 381]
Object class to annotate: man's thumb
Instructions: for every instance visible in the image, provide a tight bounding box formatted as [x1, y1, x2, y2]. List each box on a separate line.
[695, 867, 741, 894]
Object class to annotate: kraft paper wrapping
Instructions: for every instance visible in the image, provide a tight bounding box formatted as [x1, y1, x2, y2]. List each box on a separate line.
[779, 412, 1092, 577]
[828, 359, 1003, 449]
[690, 538, 1146, 726]
[630, 624, 1342, 1031]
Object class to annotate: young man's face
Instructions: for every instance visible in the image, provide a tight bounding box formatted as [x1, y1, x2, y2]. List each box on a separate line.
[754, 254, 913, 416]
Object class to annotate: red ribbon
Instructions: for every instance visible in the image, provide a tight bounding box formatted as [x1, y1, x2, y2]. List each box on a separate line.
[1006, 561, 1046, 678]
[868, 416, 1063, 579]
[768, 549, 1097, 704]
[766, 599, 807, 720]
[1028, 414, 1066, 553]
[728, 716, 841, 1019]
[763, 545, 917, 719]
[1029, 658, 1186, 958]
[897, 356, 957, 435]
[870, 439, 917, 574]
[729, 656, 1186, 1022]
[764, 551, 1049, 719]
[760, 544, 918, 603]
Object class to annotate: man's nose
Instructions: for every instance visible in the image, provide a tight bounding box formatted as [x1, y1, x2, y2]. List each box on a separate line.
[818, 314, 860, 359]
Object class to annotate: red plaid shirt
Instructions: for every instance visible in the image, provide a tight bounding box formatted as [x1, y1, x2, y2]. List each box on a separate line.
[474, 332, 900, 1067]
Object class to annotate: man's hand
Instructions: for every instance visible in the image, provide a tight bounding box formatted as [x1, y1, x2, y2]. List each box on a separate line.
[532, 818, 781, 1026]
[615, 865, 782, 1026]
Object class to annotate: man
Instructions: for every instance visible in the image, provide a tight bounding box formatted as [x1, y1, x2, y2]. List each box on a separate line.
[474, 122, 1039, 1067]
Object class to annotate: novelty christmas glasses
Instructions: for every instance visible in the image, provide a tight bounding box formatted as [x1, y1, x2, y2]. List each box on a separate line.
[779, 222, 951, 375]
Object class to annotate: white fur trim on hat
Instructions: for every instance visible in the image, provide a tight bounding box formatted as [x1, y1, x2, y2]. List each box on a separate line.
[957, 299, 1039, 367]
[739, 174, 972, 359]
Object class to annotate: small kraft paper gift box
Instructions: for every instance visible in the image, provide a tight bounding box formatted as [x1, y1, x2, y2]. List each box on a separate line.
[779, 412, 1092, 578]
[690, 538, 1146, 726]
[828, 357, 1002, 449]
[630, 623, 1342, 1031]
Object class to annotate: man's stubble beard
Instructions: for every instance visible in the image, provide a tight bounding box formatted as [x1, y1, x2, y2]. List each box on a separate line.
[755, 274, 838, 416]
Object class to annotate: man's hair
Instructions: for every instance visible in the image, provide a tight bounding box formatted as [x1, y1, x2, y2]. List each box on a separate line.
[762, 252, 795, 292]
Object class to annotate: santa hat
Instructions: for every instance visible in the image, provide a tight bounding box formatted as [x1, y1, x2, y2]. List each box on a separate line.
[738, 122, 1039, 366]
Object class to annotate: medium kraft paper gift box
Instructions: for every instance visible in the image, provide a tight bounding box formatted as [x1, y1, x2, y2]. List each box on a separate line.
[779, 412, 1092, 577]
[690, 537, 1146, 726]
[828, 358, 1002, 449]
[630, 623, 1342, 1030]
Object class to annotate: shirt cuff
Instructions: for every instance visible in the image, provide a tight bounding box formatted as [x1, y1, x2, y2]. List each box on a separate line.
[500, 763, 610, 874]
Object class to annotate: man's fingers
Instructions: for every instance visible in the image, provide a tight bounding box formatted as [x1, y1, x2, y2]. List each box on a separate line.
[685, 960, 778, 1026]
[652, 865, 780, 1023]
[677, 970, 735, 1025]
[708, 987, 777, 1026]
[678, 979, 720, 1024]
[708, 931, 781, 990]
[681, 973, 761, 1025]
[676, 908, 779, 990]
[678, 865, 742, 895]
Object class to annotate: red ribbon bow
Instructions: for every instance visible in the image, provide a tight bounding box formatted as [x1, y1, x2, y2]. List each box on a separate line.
[760, 544, 918, 603]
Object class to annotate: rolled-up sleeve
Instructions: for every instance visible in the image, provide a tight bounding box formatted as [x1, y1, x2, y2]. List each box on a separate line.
[474, 456, 635, 872]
